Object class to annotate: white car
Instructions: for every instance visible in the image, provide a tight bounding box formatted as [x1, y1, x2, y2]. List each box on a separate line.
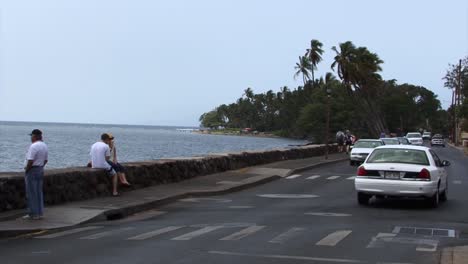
[349, 139, 384, 166]
[354, 145, 450, 207]
[431, 134, 445, 147]
[406, 132, 423, 145]
[422, 132, 432, 140]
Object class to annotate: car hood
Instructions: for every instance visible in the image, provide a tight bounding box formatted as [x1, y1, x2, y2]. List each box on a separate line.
[351, 148, 374, 154]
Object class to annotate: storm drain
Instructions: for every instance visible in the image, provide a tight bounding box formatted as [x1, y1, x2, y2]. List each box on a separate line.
[392, 226, 456, 238]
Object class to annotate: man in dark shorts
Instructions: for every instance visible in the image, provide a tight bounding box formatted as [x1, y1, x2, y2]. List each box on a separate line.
[336, 131, 345, 153]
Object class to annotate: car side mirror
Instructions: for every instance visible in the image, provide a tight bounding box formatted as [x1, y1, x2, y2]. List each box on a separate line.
[441, 160, 451, 167]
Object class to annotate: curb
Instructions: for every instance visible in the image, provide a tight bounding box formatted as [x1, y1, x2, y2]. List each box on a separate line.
[0, 156, 345, 239]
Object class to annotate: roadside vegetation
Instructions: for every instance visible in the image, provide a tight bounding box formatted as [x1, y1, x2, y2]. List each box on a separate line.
[200, 40, 449, 142]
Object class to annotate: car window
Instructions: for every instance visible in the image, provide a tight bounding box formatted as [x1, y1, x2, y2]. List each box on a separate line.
[407, 133, 421, 138]
[367, 148, 430, 165]
[429, 150, 442, 167]
[354, 141, 383, 148]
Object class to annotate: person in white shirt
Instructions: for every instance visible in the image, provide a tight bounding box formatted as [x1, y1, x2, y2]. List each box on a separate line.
[90, 133, 119, 196]
[23, 129, 48, 220]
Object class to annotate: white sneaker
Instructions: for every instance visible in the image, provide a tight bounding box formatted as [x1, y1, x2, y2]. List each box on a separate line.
[22, 215, 31, 220]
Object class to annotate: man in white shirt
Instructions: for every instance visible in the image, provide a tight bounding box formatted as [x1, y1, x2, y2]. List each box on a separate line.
[90, 133, 118, 196]
[24, 129, 48, 220]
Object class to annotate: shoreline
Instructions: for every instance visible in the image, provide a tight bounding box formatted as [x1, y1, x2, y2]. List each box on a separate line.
[192, 130, 282, 139]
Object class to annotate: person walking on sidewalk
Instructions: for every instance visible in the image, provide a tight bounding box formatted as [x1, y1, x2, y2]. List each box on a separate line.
[90, 133, 119, 196]
[107, 133, 131, 186]
[23, 129, 48, 220]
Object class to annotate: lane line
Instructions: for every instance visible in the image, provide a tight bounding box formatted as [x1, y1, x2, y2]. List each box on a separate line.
[305, 212, 352, 217]
[316, 230, 352, 246]
[79, 227, 134, 240]
[269, 227, 305, 244]
[36, 226, 104, 239]
[346, 176, 356, 180]
[326, 176, 341, 180]
[306, 175, 321, 180]
[127, 226, 184, 240]
[220, 226, 266, 241]
[453, 180, 462, 184]
[208, 250, 362, 263]
[171, 226, 224, 240]
[286, 174, 302, 179]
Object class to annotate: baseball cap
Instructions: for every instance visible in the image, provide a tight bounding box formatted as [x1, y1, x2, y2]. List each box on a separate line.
[29, 129, 42, 136]
[101, 133, 114, 140]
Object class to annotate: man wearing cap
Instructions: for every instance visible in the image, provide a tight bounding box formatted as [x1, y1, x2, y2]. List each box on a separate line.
[90, 133, 119, 196]
[24, 129, 48, 220]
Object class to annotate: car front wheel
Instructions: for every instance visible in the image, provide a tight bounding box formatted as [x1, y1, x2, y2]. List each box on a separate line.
[357, 192, 371, 205]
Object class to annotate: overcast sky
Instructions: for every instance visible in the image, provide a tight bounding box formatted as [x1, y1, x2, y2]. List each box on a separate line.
[0, 0, 467, 126]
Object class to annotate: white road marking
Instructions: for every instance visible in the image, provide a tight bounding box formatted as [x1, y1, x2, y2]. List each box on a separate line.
[453, 180, 462, 184]
[257, 194, 319, 199]
[347, 176, 356, 180]
[305, 212, 352, 217]
[367, 233, 397, 248]
[306, 175, 321, 180]
[286, 174, 302, 179]
[392, 226, 456, 238]
[127, 226, 184, 240]
[316, 230, 352, 246]
[326, 176, 341, 180]
[447, 229, 456, 238]
[269, 227, 305, 244]
[79, 227, 134, 240]
[228, 206, 254, 209]
[416, 240, 438, 252]
[220, 226, 266, 241]
[208, 251, 362, 263]
[36, 226, 104, 239]
[171, 226, 224, 240]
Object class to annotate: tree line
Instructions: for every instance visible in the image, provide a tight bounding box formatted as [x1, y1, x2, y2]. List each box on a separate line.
[200, 40, 448, 142]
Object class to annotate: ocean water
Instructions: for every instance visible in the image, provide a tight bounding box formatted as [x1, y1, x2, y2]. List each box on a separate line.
[0, 121, 306, 172]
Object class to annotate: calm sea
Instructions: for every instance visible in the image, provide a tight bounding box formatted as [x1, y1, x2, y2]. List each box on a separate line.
[0, 121, 306, 172]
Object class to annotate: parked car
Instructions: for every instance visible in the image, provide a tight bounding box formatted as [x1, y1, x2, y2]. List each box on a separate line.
[381, 138, 400, 145]
[397, 137, 411, 145]
[406, 132, 423, 145]
[349, 139, 384, 166]
[354, 145, 450, 207]
[422, 132, 432, 140]
[431, 134, 445, 147]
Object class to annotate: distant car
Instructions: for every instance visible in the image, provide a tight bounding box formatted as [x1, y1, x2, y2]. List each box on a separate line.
[381, 138, 400, 145]
[397, 137, 411, 145]
[431, 135, 445, 147]
[349, 139, 384, 166]
[354, 145, 450, 207]
[406, 132, 423, 146]
[422, 132, 432, 140]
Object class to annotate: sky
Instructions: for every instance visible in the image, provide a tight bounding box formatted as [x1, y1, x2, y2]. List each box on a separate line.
[0, 0, 467, 126]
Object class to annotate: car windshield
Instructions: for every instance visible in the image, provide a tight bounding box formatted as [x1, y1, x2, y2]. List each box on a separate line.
[367, 148, 430, 165]
[354, 141, 383, 148]
[381, 139, 399, 145]
[407, 133, 421, 138]
[423, 132, 431, 135]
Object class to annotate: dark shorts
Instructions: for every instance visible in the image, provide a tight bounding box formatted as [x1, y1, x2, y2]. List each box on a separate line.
[107, 161, 125, 173]
[337, 140, 345, 146]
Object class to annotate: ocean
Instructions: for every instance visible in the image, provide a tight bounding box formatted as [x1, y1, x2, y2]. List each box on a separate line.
[0, 121, 306, 172]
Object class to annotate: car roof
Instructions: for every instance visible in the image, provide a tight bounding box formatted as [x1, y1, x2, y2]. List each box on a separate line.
[374, 145, 429, 151]
[381, 138, 398, 140]
[356, 139, 383, 142]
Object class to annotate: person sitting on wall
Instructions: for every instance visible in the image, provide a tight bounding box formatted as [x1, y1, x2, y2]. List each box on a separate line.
[106, 133, 131, 186]
[89, 133, 119, 196]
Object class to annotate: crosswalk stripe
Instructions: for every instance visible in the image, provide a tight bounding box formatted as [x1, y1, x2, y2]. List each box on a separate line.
[316, 230, 352, 246]
[453, 180, 462, 184]
[346, 176, 355, 180]
[127, 226, 184, 240]
[269, 227, 305, 244]
[79, 227, 134, 240]
[367, 233, 396, 248]
[286, 174, 302, 179]
[306, 175, 320, 180]
[36, 226, 104, 239]
[220, 226, 266, 241]
[326, 176, 341, 180]
[171, 226, 224, 240]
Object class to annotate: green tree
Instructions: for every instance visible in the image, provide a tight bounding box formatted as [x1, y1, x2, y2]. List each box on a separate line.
[294, 56, 312, 85]
[305, 39, 324, 85]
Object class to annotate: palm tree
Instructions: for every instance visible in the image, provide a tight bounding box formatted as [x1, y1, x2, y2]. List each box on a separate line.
[294, 56, 312, 85]
[331, 41, 357, 91]
[305, 39, 324, 85]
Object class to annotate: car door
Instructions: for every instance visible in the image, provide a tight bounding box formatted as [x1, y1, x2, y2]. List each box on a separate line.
[429, 150, 447, 190]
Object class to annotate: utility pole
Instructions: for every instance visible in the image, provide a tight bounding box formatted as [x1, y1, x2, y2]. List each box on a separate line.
[455, 60, 463, 146]
[325, 88, 331, 159]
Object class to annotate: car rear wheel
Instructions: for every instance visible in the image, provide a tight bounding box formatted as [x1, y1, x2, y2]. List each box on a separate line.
[357, 192, 371, 205]
[427, 188, 440, 208]
[349, 161, 354, 166]
[441, 184, 448, 202]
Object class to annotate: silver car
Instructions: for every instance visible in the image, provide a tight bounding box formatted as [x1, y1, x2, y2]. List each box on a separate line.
[354, 145, 450, 207]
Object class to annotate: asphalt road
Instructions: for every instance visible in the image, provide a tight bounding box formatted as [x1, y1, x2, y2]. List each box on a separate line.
[1, 144, 468, 264]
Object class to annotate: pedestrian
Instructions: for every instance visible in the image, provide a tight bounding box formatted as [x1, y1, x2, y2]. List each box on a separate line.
[107, 133, 131, 186]
[23, 129, 48, 220]
[345, 130, 353, 154]
[90, 133, 119, 196]
[336, 130, 345, 153]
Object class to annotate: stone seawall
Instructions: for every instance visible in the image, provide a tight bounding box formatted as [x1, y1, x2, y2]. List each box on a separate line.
[0, 144, 337, 212]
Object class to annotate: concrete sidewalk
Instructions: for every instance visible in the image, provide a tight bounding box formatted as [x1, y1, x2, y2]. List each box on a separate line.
[0, 153, 347, 238]
[440, 246, 468, 264]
